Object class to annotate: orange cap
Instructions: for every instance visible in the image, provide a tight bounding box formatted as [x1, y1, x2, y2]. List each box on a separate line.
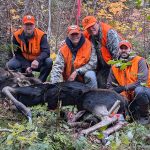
[119, 40, 132, 48]
[67, 25, 80, 35]
[82, 16, 97, 30]
[22, 15, 35, 24]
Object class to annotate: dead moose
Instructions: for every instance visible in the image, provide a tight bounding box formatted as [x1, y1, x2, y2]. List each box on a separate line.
[0, 67, 128, 136]
[2, 80, 128, 136]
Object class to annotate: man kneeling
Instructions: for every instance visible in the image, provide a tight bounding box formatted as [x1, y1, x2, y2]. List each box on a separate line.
[50, 25, 97, 88]
[107, 40, 150, 125]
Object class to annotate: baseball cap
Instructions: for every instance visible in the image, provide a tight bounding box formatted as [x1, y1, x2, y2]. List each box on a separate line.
[119, 40, 132, 48]
[67, 25, 80, 35]
[82, 16, 97, 30]
[22, 15, 35, 24]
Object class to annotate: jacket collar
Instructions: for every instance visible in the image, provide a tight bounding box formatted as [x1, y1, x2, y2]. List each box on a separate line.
[18, 29, 34, 44]
[65, 34, 85, 57]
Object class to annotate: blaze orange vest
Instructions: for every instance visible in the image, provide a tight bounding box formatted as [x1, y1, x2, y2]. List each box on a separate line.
[83, 22, 123, 63]
[14, 28, 45, 61]
[60, 39, 92, 81]
[112, 56, 150, 100]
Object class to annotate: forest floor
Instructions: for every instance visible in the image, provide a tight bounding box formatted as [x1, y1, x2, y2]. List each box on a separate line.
[0, 99, 150, 150]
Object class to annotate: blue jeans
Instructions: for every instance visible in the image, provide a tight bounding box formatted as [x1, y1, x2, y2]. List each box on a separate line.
[6, 56, 53, 82]
[83, 70, 98, 89]
[129, 86, 150, 118]
[134, 86, 150, 105]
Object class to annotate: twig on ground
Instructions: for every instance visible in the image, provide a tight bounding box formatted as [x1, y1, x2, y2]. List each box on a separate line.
[0, 128, 13, 132]
[68, 122, 90, 128]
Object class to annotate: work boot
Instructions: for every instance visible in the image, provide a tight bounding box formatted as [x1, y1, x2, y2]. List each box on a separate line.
[138, 104, 150, 125]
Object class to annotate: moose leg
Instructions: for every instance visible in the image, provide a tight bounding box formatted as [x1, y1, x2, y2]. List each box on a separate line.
[108, 100, 121, 115]
[70, 110, 86, 122]
[68, 110, 89, 128]
[2, 86, 32, 123]
[80, 116, 118, 135]
[80, 100, 121, 135]
[102, 121, 127, 136]
[91, 105, 109, 120]
[68, 122, 90, 128]
[91, 100, 121, 119]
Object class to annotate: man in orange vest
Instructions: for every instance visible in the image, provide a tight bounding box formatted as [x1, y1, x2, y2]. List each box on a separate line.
[82, 16, 123, 88]
[6, 15, 53, 82]
[50, 25, 97, 88]
[107, 40, 150, 124]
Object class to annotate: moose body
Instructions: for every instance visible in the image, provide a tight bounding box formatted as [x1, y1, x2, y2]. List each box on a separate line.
[2, 81, 127, 119]
[0, 67, 128, 136]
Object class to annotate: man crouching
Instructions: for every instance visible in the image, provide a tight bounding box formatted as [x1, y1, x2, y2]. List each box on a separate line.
[50, 25, 97, 88]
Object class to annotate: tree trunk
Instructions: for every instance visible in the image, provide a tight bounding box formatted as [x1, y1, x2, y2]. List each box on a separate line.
[47, 0, 51, 41]
[24, 0, 30, 15]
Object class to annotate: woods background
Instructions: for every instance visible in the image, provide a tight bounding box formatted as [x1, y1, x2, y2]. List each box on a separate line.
[0, 1, 150, 150]
[0, 0, 149, 65]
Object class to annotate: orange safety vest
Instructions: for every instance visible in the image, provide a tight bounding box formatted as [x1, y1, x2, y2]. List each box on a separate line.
[83, 22, 123, 63]
[14, 28, 45, 61]
[60, 39, 92, 81]
[112, 56, 150, 100]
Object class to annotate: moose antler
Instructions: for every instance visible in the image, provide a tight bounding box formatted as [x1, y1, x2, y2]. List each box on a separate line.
[2, 86, 32, 123]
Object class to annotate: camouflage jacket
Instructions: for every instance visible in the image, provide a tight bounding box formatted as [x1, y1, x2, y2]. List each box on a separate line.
[92, 28, 122, 68]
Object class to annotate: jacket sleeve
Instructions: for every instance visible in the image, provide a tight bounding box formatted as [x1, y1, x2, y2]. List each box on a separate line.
[76, 45, 97, 75]
[36, 34, 50, 62]
[13, 36, 23, 56]
[50, 50, 64, 83]
[106, 29, 122, 59]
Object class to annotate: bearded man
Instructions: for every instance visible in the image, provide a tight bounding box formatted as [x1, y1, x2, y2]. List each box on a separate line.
[107, 40, 150, 125]
[6, 15, 53, 82]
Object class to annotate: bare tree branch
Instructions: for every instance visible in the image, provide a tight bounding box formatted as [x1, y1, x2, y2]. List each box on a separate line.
[47, 0, 52, 41]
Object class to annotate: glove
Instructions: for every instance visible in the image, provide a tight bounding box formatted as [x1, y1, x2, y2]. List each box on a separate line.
[113, 86, 126, 93]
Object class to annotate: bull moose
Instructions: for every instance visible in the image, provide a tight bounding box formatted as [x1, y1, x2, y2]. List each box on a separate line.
[0, 67, 128, 136]
[2, 82, 127, 121]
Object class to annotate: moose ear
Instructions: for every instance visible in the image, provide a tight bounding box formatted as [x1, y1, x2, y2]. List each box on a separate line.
[0, 68, 11, 82]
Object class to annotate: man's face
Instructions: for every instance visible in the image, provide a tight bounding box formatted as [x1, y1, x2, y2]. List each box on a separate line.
[87, 22, 99, 36]
[23, 23, 35, 37]
[68, 32, 81, 46]
[118, 45, 131, 59]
